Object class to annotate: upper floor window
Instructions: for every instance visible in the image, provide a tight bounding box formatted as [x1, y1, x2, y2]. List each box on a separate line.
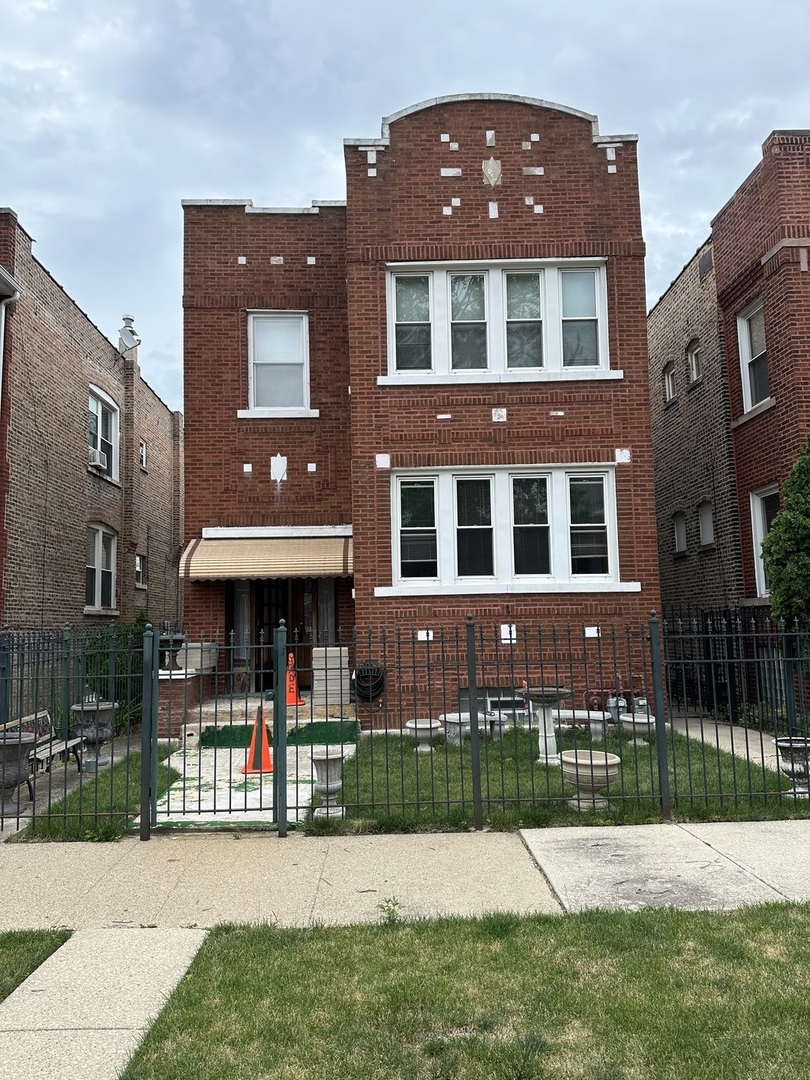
[687, 343, 702, 383]
[737, 299, 769, 411]
[673, 511, 687, 554]
[138, 440, 148, 470]
[88, 388, 119, 480]
[385, 261, 610, 382]
[663, 363, 676, 403]
[135, 553, 147, 588]
[239, 311, 319, 419]
[86, 525, 117, 611]
[698, 500, 715, 546]
[391, 468, 617, 593]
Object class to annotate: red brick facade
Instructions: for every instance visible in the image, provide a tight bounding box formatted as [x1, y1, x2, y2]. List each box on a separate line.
[0, 208, 184, 629]
[182, 96, 660, 654]
[648, 131, 810, 610]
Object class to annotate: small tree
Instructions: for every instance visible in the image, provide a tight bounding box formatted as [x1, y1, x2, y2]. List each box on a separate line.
[761, 436, 810, 624]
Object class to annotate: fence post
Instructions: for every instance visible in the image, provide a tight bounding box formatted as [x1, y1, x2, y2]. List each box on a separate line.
[273, 620, 288, 837]
[648, 611, 673, 821]
[140, 623, 155, 841]
[60, 626, 72, 740]
[107, 622, 116, 705]
[0, 627, 10, 728]
[781, 620, 798, 737]
[465, 615, 484, 831]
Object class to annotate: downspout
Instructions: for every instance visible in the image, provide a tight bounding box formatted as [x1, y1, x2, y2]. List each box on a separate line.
[0, 267, 23, 418]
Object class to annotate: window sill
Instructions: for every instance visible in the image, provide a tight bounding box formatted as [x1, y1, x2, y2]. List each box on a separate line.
[663, 396, 678, 409]
[375, 580, 641, 597]
[673, 551, 688, 559]
[237, 408, 320, 419]
[87, 467, 121, 487]
[687, 377, 704, 392]
[377, 370, 623, 387]
[732, 397, 775, 428]
[135, 583, 148, 591]
[83, 607, 120, 616]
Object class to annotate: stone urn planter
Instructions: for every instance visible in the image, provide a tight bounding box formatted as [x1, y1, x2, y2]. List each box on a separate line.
[311, 745, 345, 817]
[0, 732, 37, 812]
[620, 712, 656, 747]
[559, 749, 621, 811]
[405, 717, 442, 752]
[439, 712, 471, 745]
[71, 700, 118, 771]
[774, 737, 810, 796]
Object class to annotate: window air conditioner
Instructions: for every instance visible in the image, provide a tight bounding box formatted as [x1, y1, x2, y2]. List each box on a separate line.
[88, 448, 108, 470]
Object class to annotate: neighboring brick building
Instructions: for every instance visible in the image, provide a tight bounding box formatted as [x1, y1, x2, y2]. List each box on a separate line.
[648, 131, 810, 613]
[0, 208, 184, 629]
[181, 94, 661, 688]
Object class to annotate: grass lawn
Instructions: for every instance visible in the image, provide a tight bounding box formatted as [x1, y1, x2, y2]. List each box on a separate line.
[0, 930, 71, 1002]
[121, 904, 810, 1080]
[332, 726, 808, 832]
[13, 747, 180, 842]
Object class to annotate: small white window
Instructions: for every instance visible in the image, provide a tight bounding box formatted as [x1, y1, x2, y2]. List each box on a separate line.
[673, 511, 687, 554]
[698, 500, 715, 546]
[241, 312, 318, 418]
[450, 274, 488, 371]
[135, 554, 147, 588]
[751, 486, 780, 596]
[664, 363, 676, 403]
[86, 525, 117, 611]
[88, 388, 120, 480]
[737, 299, 769, 411]
[688, 344, 702, 383]
[561, 271, 599, 367]
[138, 440, 148, 470]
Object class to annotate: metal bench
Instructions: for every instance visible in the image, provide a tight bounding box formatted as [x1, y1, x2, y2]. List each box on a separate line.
[3, 711, 84, 799]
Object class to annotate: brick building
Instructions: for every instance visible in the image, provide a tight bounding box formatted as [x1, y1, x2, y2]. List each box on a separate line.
[0, 208, 184, 629]
[181, 94, 661, 688]
[648, 131, 810, 613]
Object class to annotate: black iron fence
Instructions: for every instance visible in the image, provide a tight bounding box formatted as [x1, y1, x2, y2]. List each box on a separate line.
[2, 614, 810, 837]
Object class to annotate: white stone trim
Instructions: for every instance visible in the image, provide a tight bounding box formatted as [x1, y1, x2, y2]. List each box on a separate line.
[202, 525, 352, 539]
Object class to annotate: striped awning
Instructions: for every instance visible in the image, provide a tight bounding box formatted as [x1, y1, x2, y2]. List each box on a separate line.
[180, 537, 353, 580]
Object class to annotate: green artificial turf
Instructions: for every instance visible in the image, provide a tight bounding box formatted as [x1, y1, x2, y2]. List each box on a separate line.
[199, 720, 358, 749]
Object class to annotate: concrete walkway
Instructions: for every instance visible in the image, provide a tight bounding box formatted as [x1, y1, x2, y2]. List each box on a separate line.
[3, 821, 810, 1079]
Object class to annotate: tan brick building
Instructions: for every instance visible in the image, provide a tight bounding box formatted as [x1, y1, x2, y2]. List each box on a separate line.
[0, 208, 184, 629]
[648, 131, 810, 613]
[181, 94, 661, 681]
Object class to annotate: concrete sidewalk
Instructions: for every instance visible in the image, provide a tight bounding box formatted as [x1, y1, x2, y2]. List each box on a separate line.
[3, 821, 810, 1080]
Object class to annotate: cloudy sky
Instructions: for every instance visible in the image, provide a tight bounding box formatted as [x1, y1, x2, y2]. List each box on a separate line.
[1, 0, 808, 412]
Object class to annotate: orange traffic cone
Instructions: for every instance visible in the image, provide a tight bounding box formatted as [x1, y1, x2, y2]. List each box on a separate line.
[241, 706, 273, 774]
[285, 651, 306, 707]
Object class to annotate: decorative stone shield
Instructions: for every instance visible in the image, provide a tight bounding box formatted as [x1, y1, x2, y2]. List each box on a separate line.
[482, 157, 502, 186]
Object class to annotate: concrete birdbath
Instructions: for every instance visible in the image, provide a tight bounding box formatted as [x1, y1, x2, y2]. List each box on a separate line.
[525, 687, 573, 766]
[774, 737, 810, 797]
[311, 745, 346, 817]
[405, 717, 442, 752]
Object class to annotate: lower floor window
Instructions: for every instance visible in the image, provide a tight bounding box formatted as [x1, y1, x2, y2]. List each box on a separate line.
[86, 525, 116, 609]
[395, 468, 614, 587]
[751, 486, 780, 597]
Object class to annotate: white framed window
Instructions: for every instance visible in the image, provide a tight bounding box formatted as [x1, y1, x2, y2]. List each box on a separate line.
[698, 500, 715, 546]
[86, 525, 117, 611]
[138, 440, 148, 470]
[135, 553, 147, 589]
[239, 311, 319, 418]
[673, 511, 687, 554]
[663, 363, 676, 403]
[383, 260, 613, 384]
[687, 344, 702, 383]
[750, 485, 780, 597]
[88, 387, 119, 480]
[737, 299, 769, 412]
[384, 467, 630, 596]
